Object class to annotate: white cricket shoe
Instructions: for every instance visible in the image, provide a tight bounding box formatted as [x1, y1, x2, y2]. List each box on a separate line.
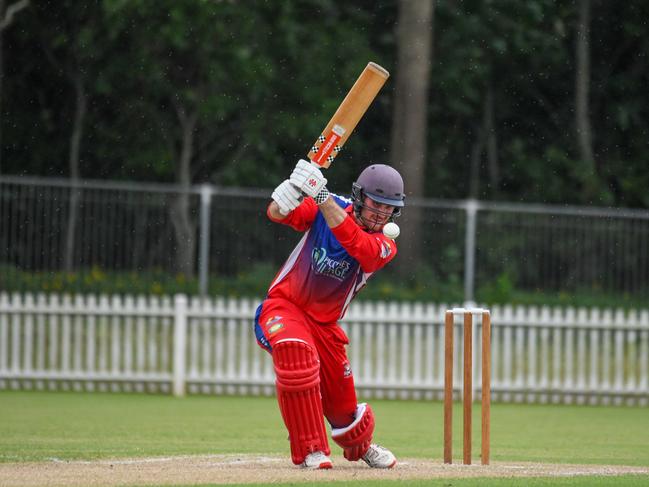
[300, 451, 333, 469]
[362, 444, 397, 469]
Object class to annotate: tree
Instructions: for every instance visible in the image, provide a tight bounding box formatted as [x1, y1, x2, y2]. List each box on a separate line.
[575, 0, 596, 199]
[101, 0, 380, 277]
[104, 1, 255, 277]
[588, 2, 649, 207]
[33, 3, 111, 271]
[390, 0, 434, 270]
[3, 0, 649, 213]
[431, 1, 575, 201]
[0, 0, 29, 172]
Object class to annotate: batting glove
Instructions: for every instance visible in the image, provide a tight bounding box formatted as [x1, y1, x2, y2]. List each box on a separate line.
[272, 179, 302, 215]
[289, 159, 327, 198]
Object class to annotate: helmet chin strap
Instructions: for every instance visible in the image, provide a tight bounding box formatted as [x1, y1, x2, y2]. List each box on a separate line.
[357, 214, 383, 232]
[355, 205, 392, 232]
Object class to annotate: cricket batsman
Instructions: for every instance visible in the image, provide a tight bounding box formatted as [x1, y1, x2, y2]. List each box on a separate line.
[254, 159, 404, 469]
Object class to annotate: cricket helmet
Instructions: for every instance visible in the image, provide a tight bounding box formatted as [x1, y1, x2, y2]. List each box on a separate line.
[351, 164, 405, 220]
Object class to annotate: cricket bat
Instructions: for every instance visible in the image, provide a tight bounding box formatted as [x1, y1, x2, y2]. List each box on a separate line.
[307, 62, 390, 168]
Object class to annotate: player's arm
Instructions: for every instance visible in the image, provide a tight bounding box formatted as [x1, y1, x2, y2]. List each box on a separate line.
[319, 195, 396, 273]
[268, 200, 288, 220]
[317, 196, 348, 228]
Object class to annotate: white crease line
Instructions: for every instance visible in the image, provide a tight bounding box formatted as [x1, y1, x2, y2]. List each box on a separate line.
[45, 455, 285, 466]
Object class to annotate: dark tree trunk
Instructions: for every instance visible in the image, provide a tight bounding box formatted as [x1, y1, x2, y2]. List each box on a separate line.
[63, 74, 86, 272]
[576, 0, 596, 193]
[484, 83, 499, 192]
[468, 124, 483, 199]
[0, 2, 3, 174]
[390, 0, 434, 270]
[0, 0, 31, 172]
[469, 82, 499, 199]
[170, 104, 198, 279]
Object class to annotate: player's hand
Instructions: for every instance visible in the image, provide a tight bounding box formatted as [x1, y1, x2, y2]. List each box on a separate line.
[289, 159, 327, 198]
[272, 179, 302, 215]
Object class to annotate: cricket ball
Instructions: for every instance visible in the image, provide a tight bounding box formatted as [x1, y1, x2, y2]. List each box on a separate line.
[382, 222, 400, 239]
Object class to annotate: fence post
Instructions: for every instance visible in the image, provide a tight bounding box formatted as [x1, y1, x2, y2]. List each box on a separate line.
[0, 293, 8, 375]
[464, 199, 479, 302]
[173, 294, 188, 397]
[198, 184, 213, 297]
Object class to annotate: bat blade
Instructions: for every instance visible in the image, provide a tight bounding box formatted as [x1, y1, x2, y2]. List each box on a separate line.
[308, 62, 389, 168]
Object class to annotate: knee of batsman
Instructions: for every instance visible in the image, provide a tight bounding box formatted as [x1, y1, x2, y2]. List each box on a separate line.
[331, 403, 375, 461]
[273, 340, 321, 392]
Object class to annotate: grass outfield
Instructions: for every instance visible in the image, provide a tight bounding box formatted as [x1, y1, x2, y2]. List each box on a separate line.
[1, 391, 648, 486]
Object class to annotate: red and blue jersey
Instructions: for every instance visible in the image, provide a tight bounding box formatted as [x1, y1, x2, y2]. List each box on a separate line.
[266, 195, 397, 324]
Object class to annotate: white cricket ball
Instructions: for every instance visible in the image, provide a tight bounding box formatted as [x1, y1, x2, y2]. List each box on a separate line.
[382, 222, 400, 239]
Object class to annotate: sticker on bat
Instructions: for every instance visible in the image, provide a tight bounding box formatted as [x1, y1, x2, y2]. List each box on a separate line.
[312, 124, 346, 166]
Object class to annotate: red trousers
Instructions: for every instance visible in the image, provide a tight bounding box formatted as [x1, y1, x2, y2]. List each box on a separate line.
[255, 297, 358, 428]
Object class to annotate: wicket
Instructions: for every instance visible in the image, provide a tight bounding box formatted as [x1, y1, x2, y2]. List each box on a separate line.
[443, 308, 491, 465]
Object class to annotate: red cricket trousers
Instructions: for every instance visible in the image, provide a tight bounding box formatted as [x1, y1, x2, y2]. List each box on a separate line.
[255, 296, 358, 428]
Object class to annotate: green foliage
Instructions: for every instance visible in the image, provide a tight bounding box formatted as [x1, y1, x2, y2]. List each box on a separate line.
[3, 0, 649, 307]
[478, 271, 515, 303]
[3, 264, 646, 308]
[0, 265, 198, 295]
[3, 0, 646, 209]
[208, 263, 275, 298]
[361, 264, 464, 303]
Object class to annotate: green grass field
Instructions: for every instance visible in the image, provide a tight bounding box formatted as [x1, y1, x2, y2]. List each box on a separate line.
[1, 391, 648, 486]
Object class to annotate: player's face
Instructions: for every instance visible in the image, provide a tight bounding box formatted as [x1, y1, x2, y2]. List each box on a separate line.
[359, 197, 395, 231]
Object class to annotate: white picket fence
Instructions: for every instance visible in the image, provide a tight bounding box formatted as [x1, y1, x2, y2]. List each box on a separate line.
[0, 293, 648, 406]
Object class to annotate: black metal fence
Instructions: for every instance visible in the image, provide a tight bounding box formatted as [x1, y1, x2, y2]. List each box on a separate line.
[2, 176, 649, 301]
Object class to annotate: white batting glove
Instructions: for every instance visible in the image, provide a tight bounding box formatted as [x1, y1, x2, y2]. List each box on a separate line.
[271, 179, 302, 215]
[289, 159, 327, 198]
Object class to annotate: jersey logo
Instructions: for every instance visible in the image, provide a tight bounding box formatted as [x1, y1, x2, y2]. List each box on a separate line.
[378, 239, 392, 259]
[268, 323, 284, 335]
[265, 316, 284, 336]
[342, 361, 353, 378]
[311, 247, 352, 281]
[265, 316, 282, 326]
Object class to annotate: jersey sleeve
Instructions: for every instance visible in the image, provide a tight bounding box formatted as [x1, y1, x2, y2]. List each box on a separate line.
[267, 197, 318, 232]
[330, 214, 398, 273]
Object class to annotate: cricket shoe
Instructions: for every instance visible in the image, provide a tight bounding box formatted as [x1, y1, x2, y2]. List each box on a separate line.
[300, 451, 333, 469]
[361, 444, 397, 469]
